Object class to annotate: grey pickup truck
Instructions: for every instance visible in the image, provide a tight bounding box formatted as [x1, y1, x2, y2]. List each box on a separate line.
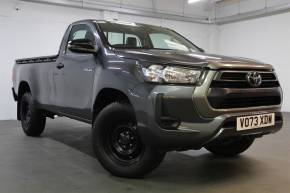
[12, 20, 283, 178]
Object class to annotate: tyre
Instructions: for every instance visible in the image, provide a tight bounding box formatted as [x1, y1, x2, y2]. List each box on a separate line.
[19, 93, 46, 136]
[92, 102, 165, 178]
[205, 136, 255, 157]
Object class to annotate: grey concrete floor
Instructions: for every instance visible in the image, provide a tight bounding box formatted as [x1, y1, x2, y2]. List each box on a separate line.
[0, 113, 289, 193]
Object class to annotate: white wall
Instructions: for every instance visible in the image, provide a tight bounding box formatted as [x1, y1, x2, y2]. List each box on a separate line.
[2, 0, 288, 120]
[216, 12, 290, 112]
[0, 1, 213, 120]
[215, 0, 290, 19]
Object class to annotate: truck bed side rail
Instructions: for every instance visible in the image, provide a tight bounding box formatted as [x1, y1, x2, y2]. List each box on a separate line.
[16, 55, 58, 64]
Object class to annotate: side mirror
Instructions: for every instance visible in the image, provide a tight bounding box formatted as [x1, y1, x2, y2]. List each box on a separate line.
[68, 39, 98, 54]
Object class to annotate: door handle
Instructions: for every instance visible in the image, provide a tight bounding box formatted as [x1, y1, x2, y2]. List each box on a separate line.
[56, 63, 64, 69]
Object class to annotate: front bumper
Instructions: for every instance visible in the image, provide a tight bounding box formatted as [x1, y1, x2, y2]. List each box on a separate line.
[136, 86, 283, 151]
[138, 115, 282, 151]
[131, 70, 283, 151]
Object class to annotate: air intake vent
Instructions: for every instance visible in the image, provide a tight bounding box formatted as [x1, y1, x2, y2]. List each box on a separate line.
[208, 96, 281, 109]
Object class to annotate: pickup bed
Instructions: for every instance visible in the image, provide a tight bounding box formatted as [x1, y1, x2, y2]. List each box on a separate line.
[12, 20, 283, 178]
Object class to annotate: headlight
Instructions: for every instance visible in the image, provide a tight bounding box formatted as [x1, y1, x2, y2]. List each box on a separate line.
[142, 65, 201, 84]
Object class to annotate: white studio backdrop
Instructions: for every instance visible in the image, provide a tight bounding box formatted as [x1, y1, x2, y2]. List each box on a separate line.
[0, 0, 215, 120]
[0, 0, 288, 120]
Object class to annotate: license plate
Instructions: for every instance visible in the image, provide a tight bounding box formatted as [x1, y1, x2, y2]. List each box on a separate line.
[237, 113, 275, 131]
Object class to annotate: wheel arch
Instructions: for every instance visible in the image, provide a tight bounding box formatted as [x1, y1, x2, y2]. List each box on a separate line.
[92, 88, 132, 123]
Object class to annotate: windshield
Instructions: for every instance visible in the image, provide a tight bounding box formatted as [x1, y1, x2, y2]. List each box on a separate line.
[97, 21, 200, 52]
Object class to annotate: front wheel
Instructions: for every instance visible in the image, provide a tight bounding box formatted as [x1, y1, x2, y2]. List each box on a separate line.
[205, 136, 255, 157]
[92, 102, 165, 178]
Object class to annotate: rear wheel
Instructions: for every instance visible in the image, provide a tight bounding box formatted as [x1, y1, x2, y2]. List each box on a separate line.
[205, 136, 255, 157]
[20, 93, 46, 136]
[92, 102, 165, 178]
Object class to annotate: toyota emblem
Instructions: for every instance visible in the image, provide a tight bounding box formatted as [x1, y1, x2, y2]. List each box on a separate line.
[246, 72, 262, 87]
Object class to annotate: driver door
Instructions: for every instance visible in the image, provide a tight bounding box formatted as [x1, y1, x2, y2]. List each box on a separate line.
[55, 24, 98, 121]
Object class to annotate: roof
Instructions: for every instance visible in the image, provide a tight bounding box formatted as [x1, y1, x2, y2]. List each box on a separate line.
[71, 19, 164, 29]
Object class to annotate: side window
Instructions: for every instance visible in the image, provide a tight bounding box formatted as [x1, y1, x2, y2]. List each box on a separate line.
[104, 31, 142, 47]
[72, 30, 87, 40]
[67, 24, 95, 52]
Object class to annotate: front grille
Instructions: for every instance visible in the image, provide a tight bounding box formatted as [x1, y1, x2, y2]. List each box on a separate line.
[208, 96, 281, 109]
[220, 72, 277, 81]
[208, 71, 282, 109]
[212, 71, 279, 88]
[211, 81, 280, 88]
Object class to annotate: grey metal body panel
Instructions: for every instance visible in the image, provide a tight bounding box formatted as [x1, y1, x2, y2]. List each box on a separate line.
[12, 20, 283, 150]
